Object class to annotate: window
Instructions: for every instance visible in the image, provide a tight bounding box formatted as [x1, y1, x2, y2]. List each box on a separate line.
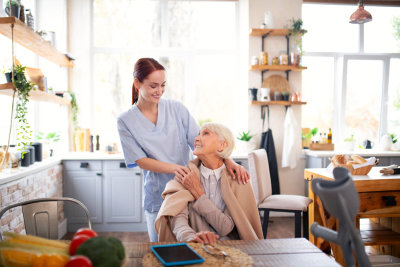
[92, 0, 242, 148]
[302, 4, 400, 148]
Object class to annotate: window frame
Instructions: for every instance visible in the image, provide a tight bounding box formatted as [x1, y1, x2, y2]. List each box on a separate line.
[303, 4, 400, 145]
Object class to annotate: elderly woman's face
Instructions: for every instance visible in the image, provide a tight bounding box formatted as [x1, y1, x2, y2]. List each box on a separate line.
[193, 128, 225, 157]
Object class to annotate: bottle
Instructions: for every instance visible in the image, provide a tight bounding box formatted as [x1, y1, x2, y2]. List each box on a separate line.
[96, 135, 100, 151]
[328, 128, 332, 144]
[323, 133, 327, 144]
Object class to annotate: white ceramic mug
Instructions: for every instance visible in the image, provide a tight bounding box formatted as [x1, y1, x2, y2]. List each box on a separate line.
[260, 88, 271, 101]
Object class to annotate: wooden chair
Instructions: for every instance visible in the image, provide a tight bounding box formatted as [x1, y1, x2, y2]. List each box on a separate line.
[0, 197, 91, 240]
[248, 149, 312, 238]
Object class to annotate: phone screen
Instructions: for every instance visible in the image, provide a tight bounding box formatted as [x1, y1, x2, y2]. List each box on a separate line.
[152, 243, 203, 263]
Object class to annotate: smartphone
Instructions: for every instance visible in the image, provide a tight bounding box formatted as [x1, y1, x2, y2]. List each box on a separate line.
[151, 243, 205, 266]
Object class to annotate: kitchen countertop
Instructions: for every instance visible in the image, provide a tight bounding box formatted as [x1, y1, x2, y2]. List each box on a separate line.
[0, 152, 250, 185]
[303, 149, 400, 157]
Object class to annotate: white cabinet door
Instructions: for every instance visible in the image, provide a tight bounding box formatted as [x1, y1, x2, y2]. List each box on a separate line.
[104, 161, 142, 223]
[63, 162, 103, 224]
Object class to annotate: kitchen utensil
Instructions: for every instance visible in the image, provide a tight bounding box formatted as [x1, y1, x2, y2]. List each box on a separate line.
[249, 88, 258, 101]
[260, 88, 271, 101]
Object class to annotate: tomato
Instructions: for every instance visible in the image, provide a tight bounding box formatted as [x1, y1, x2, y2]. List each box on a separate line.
[65, 255, 93, 267]
[69, 235, 91, 256]
[73, 228, 98, 239]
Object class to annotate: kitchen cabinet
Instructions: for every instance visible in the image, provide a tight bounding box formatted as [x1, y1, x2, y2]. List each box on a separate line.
[0, 17, 72, 105]
[63, 160, 146, 232]
[249, 28, 307, 107]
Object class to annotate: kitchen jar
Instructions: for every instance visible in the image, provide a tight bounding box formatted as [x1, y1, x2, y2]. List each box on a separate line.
[279, 52, 288, 65]
[260, 52, 268, 65]
[272, 57, 279, 65]
[251, 56, 259, 66]
[290, 52, 300, 66]
[260, 88, 271, 101]
[273, 91, 281, 101]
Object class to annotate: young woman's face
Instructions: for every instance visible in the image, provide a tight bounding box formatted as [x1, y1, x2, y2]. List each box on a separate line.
[136, 70, 166, 104]
[193, 128, 226, 158]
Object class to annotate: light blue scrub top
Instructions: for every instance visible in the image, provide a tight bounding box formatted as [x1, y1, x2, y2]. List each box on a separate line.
[117, 99, 199, 213]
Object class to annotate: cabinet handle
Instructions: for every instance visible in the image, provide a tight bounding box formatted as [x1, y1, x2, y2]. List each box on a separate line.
[135, 172, 141, 175]
[120, 162, 126, 168]
[80, 162, 89, 168]
[382, 196, 396, 206]
[96, 172, 102, 176]
[234, 161, 242, 166]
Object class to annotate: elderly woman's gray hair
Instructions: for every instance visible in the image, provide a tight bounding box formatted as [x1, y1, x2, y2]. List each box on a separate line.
[201, 122, 235, 159]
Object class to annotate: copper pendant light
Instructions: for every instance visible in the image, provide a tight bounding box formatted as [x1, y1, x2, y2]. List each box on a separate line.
[349, 0, 372, 24]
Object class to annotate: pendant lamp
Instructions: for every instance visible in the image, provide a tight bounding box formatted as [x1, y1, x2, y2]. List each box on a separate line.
[349, 0, 372, 24]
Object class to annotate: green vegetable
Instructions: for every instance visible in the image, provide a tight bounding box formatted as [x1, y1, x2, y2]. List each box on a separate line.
[75, 236, 125, 267]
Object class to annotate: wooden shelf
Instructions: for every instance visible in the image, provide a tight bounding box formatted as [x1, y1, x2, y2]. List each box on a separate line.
[0, 84, 71, 106]
[251, 100, 306, 106]
[249, 28, 289, 37]
[360, 219, 400, 246]
[0, 17, 73, 67]
[249, 65, 307, 72]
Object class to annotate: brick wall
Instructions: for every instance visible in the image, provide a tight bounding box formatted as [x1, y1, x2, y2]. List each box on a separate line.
[0, 164, 63, 234]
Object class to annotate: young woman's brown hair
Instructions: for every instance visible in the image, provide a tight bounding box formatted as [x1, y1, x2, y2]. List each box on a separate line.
[132, 58, 165, 105]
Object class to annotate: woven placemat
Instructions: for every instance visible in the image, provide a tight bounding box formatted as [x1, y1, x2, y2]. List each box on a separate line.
[142, 242, 253, 267]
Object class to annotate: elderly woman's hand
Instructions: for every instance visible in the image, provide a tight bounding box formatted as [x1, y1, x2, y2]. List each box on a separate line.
[190, 231, 219, 244]
[176, 170, 205, 200]
[225, 158, 250, 184]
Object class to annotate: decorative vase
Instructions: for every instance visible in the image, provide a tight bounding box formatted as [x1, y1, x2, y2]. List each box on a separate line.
[5, 5, 20, 19]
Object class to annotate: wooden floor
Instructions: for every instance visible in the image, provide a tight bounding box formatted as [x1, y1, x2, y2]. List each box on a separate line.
[63, 217, 294, 242]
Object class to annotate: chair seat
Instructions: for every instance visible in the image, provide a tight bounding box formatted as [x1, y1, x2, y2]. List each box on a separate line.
[258, 194, 312, 211]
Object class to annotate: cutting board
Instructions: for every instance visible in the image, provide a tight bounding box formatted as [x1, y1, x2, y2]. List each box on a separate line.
[262, 74, 290, 95]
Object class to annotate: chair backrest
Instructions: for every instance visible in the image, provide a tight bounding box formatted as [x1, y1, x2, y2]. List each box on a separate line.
[0, 197, 91, 240]
[248, 149, 272, 205]
[311, 167, 370, 267]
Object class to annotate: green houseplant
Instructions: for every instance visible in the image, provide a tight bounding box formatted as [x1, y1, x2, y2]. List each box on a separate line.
[14, 64, 35, 157]
[4, 0, 20, 18]
[236, 131, 255, 153]
[286, 18, 307, 66]
[36, 131, 60, 157]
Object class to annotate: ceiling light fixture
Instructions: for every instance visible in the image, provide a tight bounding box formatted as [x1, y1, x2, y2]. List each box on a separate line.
[349, 0, 372, 24]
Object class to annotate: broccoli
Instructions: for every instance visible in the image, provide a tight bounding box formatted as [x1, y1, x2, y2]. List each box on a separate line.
[75, 236, 125, 267]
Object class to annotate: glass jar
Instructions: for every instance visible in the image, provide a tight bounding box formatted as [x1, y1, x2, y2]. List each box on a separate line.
[260, 52, 268, 65]
[279, 52, 288, 65]
[272, 57, 279, 65]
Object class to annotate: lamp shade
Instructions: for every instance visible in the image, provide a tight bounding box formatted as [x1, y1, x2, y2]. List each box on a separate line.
[349, 2, 372, 24]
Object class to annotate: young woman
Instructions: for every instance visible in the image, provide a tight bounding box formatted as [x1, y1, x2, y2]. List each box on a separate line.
[117, 58, 249, 241]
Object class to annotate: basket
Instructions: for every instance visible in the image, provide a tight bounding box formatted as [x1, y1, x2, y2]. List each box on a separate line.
[329, 158, 379, 175]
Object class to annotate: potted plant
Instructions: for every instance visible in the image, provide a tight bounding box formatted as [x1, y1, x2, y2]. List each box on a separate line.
[282, 91, 290, 101]
[343, 134, 356, 151]
[4, 0, 20, 18]
[286, 18, 307, 66]
[236, 131, 254, 153]
[36, 131, 60, 157]
[13, 64, 35, 158]
[302, 127, 317, 148]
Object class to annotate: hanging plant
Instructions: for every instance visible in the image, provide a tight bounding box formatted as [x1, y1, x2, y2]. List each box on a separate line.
[286, 18, 307, 57]
[70, 92, 79, 131]
[13, 64, 35, 157]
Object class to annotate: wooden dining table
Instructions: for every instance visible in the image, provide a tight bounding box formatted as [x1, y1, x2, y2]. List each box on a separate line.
[122, 238, 340, 266]
[304, 167, 400, 265]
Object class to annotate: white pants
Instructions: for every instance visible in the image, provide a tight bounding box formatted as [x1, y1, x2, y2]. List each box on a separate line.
[145, 210, 159, 242]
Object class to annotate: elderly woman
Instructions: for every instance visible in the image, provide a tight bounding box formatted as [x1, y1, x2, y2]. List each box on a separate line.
[155, 123, 263, 243]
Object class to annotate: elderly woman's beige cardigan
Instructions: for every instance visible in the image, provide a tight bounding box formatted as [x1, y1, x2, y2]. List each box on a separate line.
[155, 158, 263, 242]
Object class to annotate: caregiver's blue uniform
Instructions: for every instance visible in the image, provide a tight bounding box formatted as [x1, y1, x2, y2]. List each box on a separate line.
[117, 99, 199, 213]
